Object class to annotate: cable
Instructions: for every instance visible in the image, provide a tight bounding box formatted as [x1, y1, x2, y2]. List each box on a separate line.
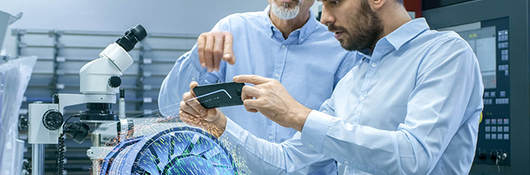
[57, 132, 65, 175]
[57, 116, 74, 175]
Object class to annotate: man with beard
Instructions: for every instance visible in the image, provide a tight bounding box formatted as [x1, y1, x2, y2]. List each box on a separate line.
[179, 0, 484, 174]
[159, 0, 353, 174]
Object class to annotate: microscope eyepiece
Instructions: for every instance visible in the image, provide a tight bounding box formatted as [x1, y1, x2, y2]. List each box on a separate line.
[116, 24, 147, 52]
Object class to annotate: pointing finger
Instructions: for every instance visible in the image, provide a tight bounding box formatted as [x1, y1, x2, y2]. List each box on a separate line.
[223, 32, 236, 65]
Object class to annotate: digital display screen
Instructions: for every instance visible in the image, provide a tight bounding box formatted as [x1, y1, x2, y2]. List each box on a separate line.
[442, 23, 498, 90]
[457, 26, 497, 89]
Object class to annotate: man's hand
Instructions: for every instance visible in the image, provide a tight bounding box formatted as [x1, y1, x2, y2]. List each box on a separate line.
[197, 32, 236, 72]
[233, 75, 312, 131]
[179, 81, 227, 138]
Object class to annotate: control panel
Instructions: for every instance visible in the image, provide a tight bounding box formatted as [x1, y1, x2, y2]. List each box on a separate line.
[424, 0, 530, 173]
[450, 17, 511, 166]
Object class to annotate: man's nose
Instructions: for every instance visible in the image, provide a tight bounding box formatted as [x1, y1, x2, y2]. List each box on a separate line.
[320, 6, 335, 26]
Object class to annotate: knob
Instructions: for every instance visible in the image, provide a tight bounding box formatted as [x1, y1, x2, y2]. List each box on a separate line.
[42, 110, 63, 130]
[501, 153, 508, 160]
[108, 76, 122, 88]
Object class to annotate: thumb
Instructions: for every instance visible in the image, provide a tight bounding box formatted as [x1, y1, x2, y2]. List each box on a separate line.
[189, 81, 199, 96]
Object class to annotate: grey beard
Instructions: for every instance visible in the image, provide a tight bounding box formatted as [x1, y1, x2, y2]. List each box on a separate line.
[271, 2, 301, 20]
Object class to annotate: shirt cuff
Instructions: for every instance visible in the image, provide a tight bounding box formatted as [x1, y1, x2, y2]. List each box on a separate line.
[218, 117, 246, 146]
[301, 110, 337, 153]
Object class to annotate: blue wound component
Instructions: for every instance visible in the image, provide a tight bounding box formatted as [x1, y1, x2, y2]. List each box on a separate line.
[100, 126, 237, 175]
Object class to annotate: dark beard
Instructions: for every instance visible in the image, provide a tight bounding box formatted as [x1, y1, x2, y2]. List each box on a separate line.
[344, 0, 384, 51]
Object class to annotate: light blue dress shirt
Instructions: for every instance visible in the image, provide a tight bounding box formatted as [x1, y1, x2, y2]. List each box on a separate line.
[220, 18, 484, 174]
[158, 7, 354, 174]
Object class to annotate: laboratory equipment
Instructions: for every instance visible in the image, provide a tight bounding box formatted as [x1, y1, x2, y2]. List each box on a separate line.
[27, 24, 146, 175]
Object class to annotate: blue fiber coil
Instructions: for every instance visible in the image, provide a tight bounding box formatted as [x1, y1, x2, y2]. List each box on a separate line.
[100, 126, 237, 175]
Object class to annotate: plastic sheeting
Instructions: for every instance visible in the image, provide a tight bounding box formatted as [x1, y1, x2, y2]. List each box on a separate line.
[0, 11, 10, 50]
[0, 10, 22, 51]
[0, 56, 37, 175]
[100, 126, 238, 175]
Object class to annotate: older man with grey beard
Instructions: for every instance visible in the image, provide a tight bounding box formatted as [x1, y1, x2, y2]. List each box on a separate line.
[159, 0, 354, 174]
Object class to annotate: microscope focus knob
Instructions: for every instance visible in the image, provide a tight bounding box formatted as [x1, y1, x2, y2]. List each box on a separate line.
[42, 110, 63, 130]
[109, 76, 122, 88]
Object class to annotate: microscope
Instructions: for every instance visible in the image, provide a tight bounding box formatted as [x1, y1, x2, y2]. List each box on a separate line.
[27, 25, 146, 175]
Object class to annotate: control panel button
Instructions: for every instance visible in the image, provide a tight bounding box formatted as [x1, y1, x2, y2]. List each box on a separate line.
[492, 134, 497, 140]
[504, 126, 509, 132]
[498, 119, 503, 125]
[485, 126, 491, 132]
[495, 98, 509, 104]
[492, 126, 497, 132]
[492, 119, 497, 125]
[486, 119, 491, 125]
[501, 54, 509, 61]
[504, 134, 509, 140]
[498, 126, 503, 132]
[485, 134, 491, 140]
[498, 42, 509, 49]
[504, 119, 509, 125]
[497, 134, 503, 140]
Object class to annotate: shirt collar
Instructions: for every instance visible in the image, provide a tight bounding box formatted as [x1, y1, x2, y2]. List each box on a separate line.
[383, 18, 430, 51]
[365, 18, 429, 61]
[263, 5, 320, 44]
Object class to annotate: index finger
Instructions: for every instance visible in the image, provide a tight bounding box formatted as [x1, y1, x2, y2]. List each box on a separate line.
[241, 85, 262, 101]
[197, 34, 207, 68]
[233, 75, 270, 85]
[222, 32, 235, 65]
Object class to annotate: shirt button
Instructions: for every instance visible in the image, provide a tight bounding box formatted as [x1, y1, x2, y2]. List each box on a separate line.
[371, 63, 377, 67]
[281, 45, 286, 48]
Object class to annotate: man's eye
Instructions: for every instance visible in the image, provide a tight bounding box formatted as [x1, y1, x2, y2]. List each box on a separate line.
[322, 0, 339, 7]
[327, 0, 339, 6]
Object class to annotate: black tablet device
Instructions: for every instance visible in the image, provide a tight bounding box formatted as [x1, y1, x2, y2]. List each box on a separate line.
[192, 82, 245, 109]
